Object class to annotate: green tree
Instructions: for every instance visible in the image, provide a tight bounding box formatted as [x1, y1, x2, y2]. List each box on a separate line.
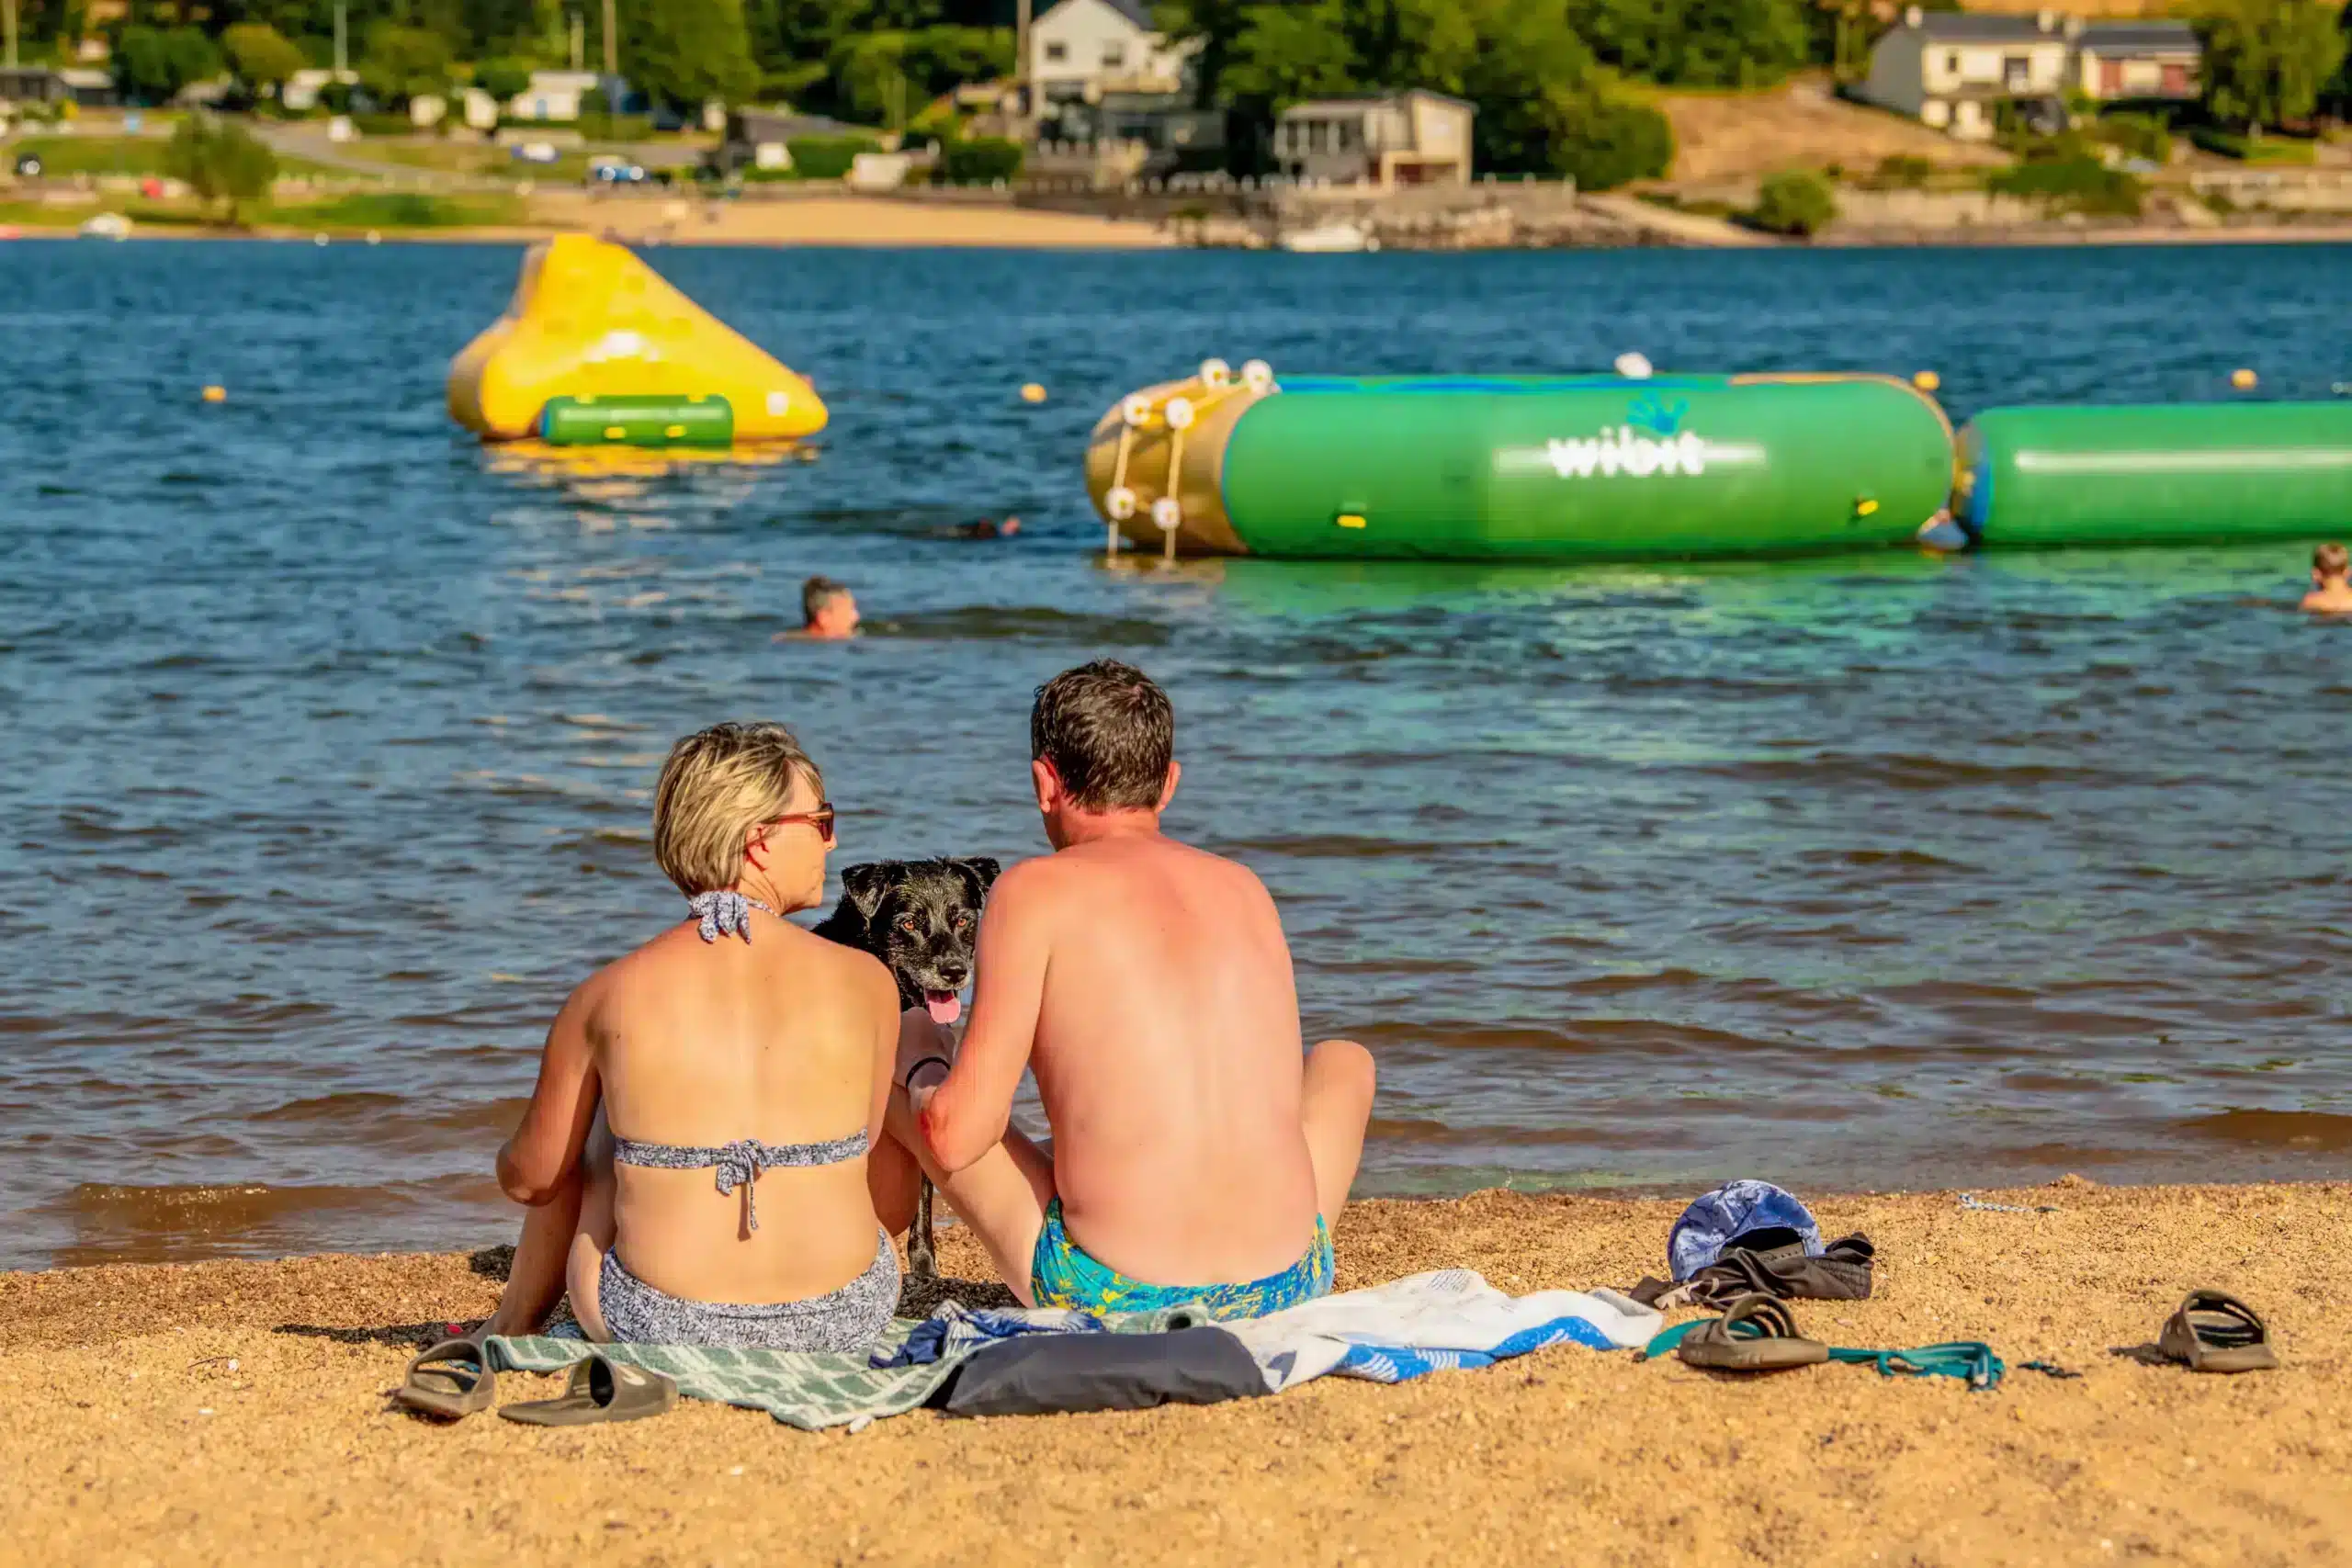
[360, 22, 453, 107]
[223, 22, 308, 99]
[112, 25, 223, 104]
[164, 114, 279, 224]
[623, 0, 758, 108]
[1542, 76, 1674, 187]
[1665, 0, 1810, 86]
[1571, 0, 1810, 87]
[473, 55, 534, 102]
[2332, 2, 2352, 115]
[1747, 167, 1838, 234]
[2194, 0, 2346, 134]
[1463, 0, 1601, 174]
[1218, 0, 1357, 106]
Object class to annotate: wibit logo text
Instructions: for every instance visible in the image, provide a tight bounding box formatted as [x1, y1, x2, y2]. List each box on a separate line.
[1545, 428, 1710, 479]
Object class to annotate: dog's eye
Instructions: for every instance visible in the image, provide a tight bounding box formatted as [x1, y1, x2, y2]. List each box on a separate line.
[954, 911, 975, 930]
[896, 916, 918, 933]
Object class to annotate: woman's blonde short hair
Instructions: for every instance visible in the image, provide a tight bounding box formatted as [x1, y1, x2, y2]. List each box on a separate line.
[652, 722, 823, 896]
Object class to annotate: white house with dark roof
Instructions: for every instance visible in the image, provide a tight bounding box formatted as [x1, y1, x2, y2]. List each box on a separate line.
[1028, 0, 1196, 103]
[1864, 8, 2206, 137]
[2075, 21, 2200, 102]
[1862, 7, 2078, 140]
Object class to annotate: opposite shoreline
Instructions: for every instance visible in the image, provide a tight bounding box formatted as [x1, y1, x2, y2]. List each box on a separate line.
[6, 1179, 2346, 1563]
[10, 194, 2352, 251]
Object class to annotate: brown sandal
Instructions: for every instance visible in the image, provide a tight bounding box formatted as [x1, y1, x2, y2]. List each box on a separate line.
[1677, 1293, 1831, 1372]
[2157, 1291, 2277, 1374]
[392, 1335, 495, 1420]
[498, 1352, 679, 1426]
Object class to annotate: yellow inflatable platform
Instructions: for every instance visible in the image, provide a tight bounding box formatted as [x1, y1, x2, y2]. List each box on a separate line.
[446, 233, 826, 444]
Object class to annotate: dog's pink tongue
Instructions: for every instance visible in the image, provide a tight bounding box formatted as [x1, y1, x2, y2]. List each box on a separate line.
[924, 992, 962, 1025]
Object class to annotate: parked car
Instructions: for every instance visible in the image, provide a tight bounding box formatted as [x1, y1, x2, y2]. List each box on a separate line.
[587, 156, 647, 185]
[510, 141, 560, 165]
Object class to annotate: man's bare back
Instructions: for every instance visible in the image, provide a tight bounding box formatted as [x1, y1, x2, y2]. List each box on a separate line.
[876, 660, 1374, 1308]
[1004, 830, 1323, 1283]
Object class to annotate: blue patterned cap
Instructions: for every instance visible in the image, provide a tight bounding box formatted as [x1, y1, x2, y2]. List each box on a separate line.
[1668, 1179, 1825, 1281]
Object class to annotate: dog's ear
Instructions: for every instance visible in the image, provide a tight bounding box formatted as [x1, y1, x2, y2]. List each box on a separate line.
[837, 862, 900, 922]
[953, 856, 1002, 895]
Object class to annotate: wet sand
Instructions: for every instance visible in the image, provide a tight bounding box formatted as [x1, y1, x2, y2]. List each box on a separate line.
[5, 1181, 2346, 1565]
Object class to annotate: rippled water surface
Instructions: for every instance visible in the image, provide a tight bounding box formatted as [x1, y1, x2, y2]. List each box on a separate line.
[5, 240, 2351, 1269]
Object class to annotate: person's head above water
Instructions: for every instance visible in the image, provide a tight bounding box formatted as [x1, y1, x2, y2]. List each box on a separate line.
[1029, 660, 1179, 849]
[2315, 542, 2348, 586]
[801, 575, 859, 638]
[652, 721, 835, 912]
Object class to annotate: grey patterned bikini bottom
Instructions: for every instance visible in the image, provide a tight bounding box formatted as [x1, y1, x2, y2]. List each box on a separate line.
[596, 1232, 900, 1352]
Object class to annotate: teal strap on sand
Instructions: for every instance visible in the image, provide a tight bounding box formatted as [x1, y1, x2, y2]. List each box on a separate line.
[1642, 1317, 2004, 1390]
[1642, 1319, 1706, 1358]
[1829, 1340, 2005, 1391]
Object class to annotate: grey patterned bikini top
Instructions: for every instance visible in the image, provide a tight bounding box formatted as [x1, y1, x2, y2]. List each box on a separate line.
[623, 889, 867, 1231]
[611, 1131, 869, 1232]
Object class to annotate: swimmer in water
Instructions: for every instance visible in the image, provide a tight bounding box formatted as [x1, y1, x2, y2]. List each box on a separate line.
[2301, 542, 2352, 615]
[781, 576, 860, 641]
[938, 516, 1022, 540]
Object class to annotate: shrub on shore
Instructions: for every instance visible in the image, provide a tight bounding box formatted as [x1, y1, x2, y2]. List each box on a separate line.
[1746, 169, 1838, 236]
[2096, 112, 2175, 165]
[782, 135, 882, 180]
[2188, 127, 2317, 163]
[938, 137, 1023, 185]
[271, 192, 527, 230]
[1985, 154, 2147, 217]
[1542, 82, 1676, 190]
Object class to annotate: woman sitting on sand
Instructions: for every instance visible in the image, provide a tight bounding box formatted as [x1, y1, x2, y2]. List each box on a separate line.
[480, 722, 906, 1350]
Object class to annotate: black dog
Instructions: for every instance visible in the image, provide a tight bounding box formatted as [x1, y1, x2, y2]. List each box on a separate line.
[813, 856, 999, 1278]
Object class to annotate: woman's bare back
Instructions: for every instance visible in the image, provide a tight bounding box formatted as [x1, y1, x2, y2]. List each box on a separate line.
[590, 913, 899, 1303]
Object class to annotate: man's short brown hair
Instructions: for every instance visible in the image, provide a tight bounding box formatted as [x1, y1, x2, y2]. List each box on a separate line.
[2317, 543, 2348, 580]
[1031, 660, 1174, 811]
[802, 575, 849, 625]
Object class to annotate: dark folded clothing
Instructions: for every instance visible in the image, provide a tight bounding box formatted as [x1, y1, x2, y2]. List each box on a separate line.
[1630, 1232, 1876, 1310]
[927, 1325, 1268, 1417]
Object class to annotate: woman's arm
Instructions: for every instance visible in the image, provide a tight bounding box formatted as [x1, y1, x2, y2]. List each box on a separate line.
[495, 981, 603, 1206]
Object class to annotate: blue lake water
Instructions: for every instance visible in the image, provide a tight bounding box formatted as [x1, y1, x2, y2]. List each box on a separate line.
[3, 238, 2349, 1269]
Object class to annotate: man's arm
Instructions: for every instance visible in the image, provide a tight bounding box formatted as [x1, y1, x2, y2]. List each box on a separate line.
[496, 982, 602, 1205]
[918, 859, 1052, 1174]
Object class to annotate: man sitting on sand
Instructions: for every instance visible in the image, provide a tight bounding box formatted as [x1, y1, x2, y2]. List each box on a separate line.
[873, 660, 1375, 1317]
[2301, 543, 2352, 615]
[786, 576, 859, 640]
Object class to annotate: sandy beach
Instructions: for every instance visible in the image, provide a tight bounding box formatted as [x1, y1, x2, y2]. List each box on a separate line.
[6, 1180, 2345, 1566]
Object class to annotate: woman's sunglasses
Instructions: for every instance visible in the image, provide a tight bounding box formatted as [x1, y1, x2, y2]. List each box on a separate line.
[764, 804, 837, 846]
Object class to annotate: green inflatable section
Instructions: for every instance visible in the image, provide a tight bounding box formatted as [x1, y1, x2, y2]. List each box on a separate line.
[1959, 402, 2352, 547]
[539, 393, 735, 447]
[1215, 375, 1954, 560]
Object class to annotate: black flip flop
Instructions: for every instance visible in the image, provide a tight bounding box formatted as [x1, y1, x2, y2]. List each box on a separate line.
[2156, 1291, 2278, 1374]
[499, 1352, 679, 1426]
[1677, 1292, 1831, 1372]
[392, 1335, 495, 1420]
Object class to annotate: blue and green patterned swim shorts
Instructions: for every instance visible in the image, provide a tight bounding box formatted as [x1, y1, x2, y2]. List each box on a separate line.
[1029, 1197, 1333, 1321]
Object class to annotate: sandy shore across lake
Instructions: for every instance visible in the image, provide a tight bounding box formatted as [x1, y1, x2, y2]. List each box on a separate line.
[4, 1180, 2346, 1566]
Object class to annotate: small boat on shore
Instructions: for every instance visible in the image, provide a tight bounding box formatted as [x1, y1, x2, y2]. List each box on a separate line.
[1277, 219, 1378, 254]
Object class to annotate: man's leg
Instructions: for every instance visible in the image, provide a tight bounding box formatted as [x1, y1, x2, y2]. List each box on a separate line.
[1302, 1039, 1376, 1225]
[881, 1086, 1056, 1305]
